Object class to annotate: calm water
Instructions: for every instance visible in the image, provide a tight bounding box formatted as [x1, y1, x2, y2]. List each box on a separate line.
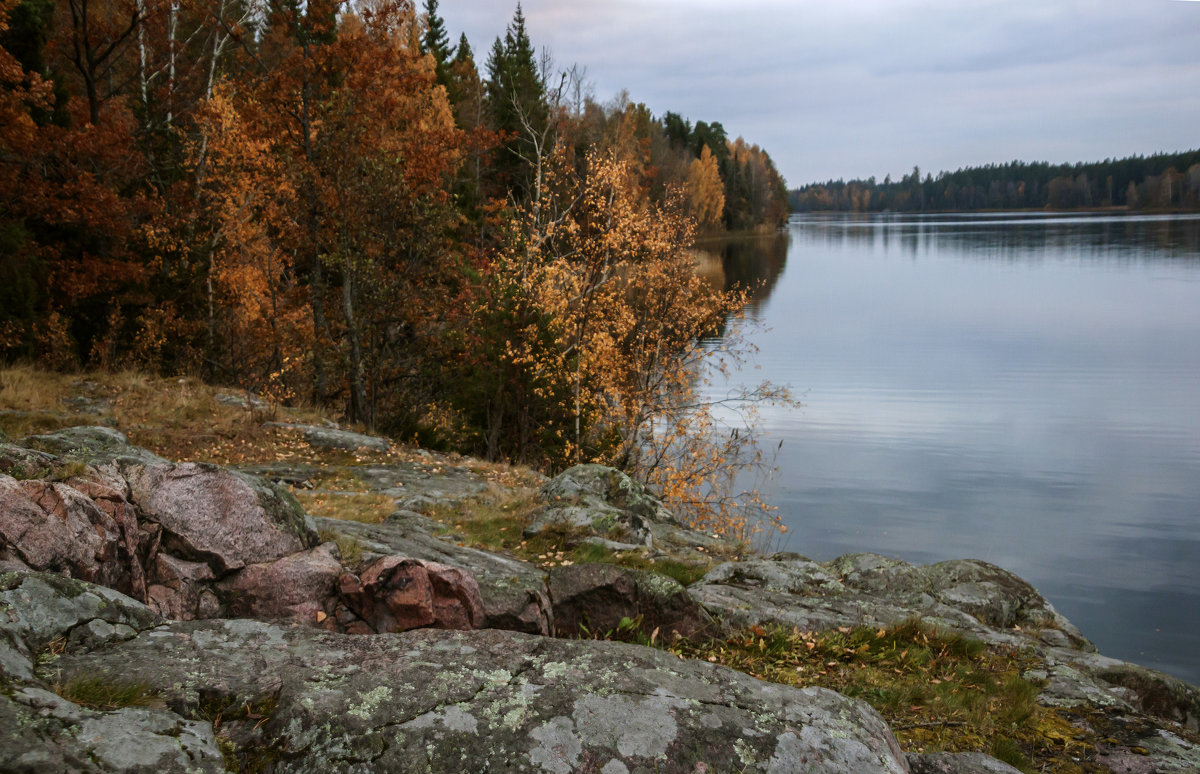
[701, 212, 1200, 685]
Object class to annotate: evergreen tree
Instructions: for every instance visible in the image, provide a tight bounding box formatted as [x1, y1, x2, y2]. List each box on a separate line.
[485, 3, 547, 201]
[421, 0, 454, 87]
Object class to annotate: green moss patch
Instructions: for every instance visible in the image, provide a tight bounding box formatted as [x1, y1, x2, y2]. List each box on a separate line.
[428, 497, 713, 585]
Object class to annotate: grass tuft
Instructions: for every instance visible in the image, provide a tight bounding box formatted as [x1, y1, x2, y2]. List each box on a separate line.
[54, 674, 162, 710]
[317, 529, 366, 566]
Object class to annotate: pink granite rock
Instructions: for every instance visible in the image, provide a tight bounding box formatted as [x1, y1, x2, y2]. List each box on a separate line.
[123, 463, 315, 572]
[341, 556, 484, 633]
[0, 475, 143, 598]
[217, 544, 342, 623]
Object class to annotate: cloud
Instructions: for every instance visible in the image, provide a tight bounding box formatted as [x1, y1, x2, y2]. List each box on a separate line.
[437, 0, 1200, 183]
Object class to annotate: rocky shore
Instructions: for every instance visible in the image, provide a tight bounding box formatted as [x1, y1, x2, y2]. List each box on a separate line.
[2, 423, 1198, 773]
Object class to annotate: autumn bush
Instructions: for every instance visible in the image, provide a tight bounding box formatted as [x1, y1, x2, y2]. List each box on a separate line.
[441, 148, 791, 539]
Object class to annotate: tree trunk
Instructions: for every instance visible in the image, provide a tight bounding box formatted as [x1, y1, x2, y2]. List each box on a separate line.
[342, 270, 367, 426]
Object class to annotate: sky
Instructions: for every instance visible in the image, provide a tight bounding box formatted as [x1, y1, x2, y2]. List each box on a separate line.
[437, 0, 1200, 186]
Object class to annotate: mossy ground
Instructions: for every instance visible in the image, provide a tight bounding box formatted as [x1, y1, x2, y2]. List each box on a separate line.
[665, 619, 1200, 773]
[426, 496, 714, 586]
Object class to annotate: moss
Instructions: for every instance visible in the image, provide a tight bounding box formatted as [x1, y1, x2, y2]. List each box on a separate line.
[47, 459, 91, 481]
[200, 691, 286, 774]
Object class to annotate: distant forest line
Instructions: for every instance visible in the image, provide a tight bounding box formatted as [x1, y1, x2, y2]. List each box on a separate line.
[789, 149, 1200, 213]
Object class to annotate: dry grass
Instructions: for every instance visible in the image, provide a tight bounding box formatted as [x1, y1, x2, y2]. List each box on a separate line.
[53, 674, 163, 711]
[0, 365, 76, 413]
[294, 490, 395, 525]
[1, 365, 396, 466]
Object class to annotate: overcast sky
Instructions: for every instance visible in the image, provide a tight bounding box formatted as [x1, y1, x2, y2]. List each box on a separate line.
[437, 0, 1200, 186]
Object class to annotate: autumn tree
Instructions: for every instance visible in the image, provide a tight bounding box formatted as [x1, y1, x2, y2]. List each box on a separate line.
[194, 0, 461, 422]
[687, 145, 725, 232]
[0, 0, 170, 367]
[449, 147, 788, 537]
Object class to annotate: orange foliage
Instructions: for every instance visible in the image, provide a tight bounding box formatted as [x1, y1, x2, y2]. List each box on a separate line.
[473, 147, 791, 538]
[193, 0, 461, 414]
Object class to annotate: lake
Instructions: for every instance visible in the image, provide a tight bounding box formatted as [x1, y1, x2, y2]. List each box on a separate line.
[699, 211, 1200, 686]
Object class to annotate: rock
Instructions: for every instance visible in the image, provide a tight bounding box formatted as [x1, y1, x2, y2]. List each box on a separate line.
[21, 425, 170, 466]
[124, 462, 317, 573]
[303, 425, 390, 452]
[540, 464, 677, 523]
[339, 555, 484, 633]
[691, 553, 1092, 651]
[0, 442, 58, 479]
[214, 391, 268, 411]
[240, 458, 493, 507]
[548, 563, 713, 641]
[234, 461, 323, 487]
[1038, 648, 1200, 733]
[528, 464, 730, 554]
[525, 503, 655, 546]
[0, 571, 160, 675]
[1095, 727, 1200, 773]
[146, 553, 220, 620]
[216, 543, 343, 623]
[0, 691, 227, 774]
[263, 422, 390, 452]
[0, 474, 144, 599]
[315, 513, 552, 635]
[908, 752, 1023, 773]
[44, 576, 910, 773]
[0, 572, 226, 773]
[1095, 662, 1200, 734]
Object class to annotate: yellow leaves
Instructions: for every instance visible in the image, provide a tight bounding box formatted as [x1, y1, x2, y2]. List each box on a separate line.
[686, 145, 725, 231]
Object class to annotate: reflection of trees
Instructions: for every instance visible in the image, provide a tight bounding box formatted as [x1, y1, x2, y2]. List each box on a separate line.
[790, 214, 1200, 265]
[694, 232, 790, 315]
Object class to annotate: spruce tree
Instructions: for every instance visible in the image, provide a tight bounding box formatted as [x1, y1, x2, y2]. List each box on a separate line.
[421, 0, 454, 86]
[485, 3, 547, 201]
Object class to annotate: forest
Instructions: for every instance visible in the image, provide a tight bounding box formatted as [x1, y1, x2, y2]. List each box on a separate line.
[790, 149, 1200, 213]
[0, 0, 790, 535]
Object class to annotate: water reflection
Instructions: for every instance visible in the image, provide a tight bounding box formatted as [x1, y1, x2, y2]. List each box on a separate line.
[709, 212, 1200, 685]
[792, 212, 1200, 264]
[693, 231, 790, 317]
